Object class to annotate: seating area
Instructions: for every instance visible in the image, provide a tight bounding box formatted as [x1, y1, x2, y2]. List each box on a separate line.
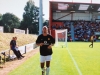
[51, 20, 100, 41]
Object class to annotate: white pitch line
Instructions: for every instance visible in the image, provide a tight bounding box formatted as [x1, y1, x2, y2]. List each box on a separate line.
[66, 47, 82, 75]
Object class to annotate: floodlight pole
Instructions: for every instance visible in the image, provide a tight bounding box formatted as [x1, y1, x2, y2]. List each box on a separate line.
[91, 0, 92, 3]
[72, 0, 73, 3]
[39, 0, 43, 35]
[71, 22, 75, 41]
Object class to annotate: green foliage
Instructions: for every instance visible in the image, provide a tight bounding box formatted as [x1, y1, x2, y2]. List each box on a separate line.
[43, 20, 49, 27]
[20, 0, 39, 34]
[0, 13, 2, 20]
[2, 13, 20, 33]
[0, 14, 3, 26]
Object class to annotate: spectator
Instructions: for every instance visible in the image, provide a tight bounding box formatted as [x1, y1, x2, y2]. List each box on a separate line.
[10, 37, 24, 60]
[10, 37, 21, 60]
[14, 37, 25, 58]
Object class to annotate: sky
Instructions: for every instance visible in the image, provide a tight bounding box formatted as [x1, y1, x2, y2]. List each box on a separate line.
[0, 0, 100, 20]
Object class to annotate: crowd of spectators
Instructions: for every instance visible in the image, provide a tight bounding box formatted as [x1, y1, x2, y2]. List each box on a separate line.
[51, 20, 100, 41]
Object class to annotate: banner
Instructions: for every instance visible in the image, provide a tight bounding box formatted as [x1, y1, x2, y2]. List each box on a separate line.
[58, 3, 68, 10]
[14, 28, 25, 34]
[18, 45, 26, 54]
[95, 32, 100, 35]
[0, 26, 3, 33]
[26, 43, 35, 53]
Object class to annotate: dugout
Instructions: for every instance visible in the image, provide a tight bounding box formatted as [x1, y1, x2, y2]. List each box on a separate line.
[49, 1, 100, 41]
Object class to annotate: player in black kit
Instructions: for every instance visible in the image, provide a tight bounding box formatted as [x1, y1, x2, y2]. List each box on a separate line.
[36, 26, 55, 75]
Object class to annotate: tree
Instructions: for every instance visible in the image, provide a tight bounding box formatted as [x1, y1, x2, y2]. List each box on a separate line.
[0, 14, 2, 20]
[2, 13, 20, 33]
[0, 14, 3, 26]
[20, 0, 39, 34]
[43, 20, 49, 27]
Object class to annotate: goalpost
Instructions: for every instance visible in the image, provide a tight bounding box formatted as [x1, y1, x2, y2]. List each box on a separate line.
[55, 29, 67, 47]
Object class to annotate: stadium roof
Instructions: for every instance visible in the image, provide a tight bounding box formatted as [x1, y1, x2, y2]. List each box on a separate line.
[50, 1, 100, 13]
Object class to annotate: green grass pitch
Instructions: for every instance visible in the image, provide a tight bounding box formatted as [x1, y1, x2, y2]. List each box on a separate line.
[8, 42, 100, 75]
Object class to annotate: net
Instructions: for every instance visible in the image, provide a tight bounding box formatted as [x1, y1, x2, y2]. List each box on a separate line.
[55, 29, 67, 47]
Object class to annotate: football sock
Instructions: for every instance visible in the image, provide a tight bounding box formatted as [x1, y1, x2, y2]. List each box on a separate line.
[46, 67, 50, 75]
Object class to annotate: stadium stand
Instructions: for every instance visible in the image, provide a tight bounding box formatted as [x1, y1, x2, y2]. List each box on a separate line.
[49, 1, 100, 41]
[51, 20, 100, 41]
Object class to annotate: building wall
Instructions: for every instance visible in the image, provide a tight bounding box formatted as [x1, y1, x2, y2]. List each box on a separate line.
[53, 12, 71, 20]
[92, 13, 100, 21]
[73, 13, 90, 21]
[53, 12, 91, 21]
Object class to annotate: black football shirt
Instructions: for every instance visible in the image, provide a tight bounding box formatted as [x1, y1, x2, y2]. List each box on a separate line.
[36, 34, 55, 56]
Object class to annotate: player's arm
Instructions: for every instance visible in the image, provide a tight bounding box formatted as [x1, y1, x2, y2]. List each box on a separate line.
[10, 45, 12, 49]
[36, 43, 44, 46]
[48, 36, 55, 49]
[10, 40, 13, 49]
[36, 36, 44, 46]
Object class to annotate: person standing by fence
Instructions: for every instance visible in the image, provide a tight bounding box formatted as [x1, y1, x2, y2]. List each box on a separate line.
[14, 37, 24, 58]
[10, 37, 24, 60]
[10, 37, 21, 59]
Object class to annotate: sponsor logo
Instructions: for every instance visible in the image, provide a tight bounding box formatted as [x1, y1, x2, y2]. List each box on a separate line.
[48, 38, 50, 40]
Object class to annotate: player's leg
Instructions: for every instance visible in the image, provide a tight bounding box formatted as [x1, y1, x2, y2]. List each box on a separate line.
[12, 49, 20, 59]
[89, 41, 91, 47]
[89, 44, 91, 47]
[46, 61, 50, 75]
[40, 55, 45, 75]
[92, 41, 93, 48]
[17, 50, 24, 58]
[46, 55, 52, 75]
[41, 63, 45, 75]
[89, 41, 92, 48]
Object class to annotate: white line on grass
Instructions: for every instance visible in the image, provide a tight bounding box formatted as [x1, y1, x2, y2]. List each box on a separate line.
[66, 47, 82, 75]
